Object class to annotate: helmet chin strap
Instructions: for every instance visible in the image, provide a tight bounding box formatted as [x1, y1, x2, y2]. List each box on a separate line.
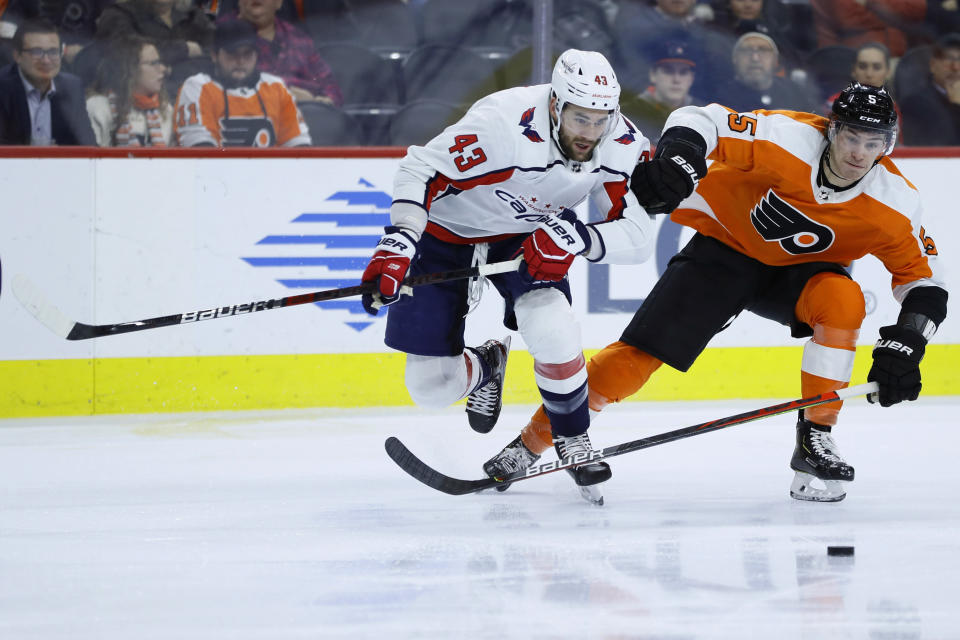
[549, 92, 573, 162]
[823, 147, 845, 183]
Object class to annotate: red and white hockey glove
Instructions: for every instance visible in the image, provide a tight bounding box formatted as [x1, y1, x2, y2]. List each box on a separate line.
[361, 226, 418, 315]
[517, 209, 592, 282]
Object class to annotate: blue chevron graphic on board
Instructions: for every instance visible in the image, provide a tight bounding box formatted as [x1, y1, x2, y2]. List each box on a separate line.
[241, 178, 391, 332]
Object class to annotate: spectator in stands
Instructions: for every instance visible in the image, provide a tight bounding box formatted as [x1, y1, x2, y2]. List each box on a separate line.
[711, 0, 773, 36]
[822, 42, 897, 111]
[809, 0, 924, 58]
[900, 32, 960, 145]
[708, 0, 798, 64]
[226, 0, 341, 105]
[96, 0, 214, 69]
[709, 0, 803, 73]
[614, 0, 727, 98]
[619, 40, 703, 145]
[925, 0, 960, 38]
[1, 0, 110, 65]
[174, 18, 310, 147]
[713, 31, 817, 112]
[0, 18, 95, 145]
[86, 36, 174, 146]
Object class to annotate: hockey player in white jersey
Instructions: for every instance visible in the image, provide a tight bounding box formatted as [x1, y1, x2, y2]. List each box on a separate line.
[361, 50, 658, 500]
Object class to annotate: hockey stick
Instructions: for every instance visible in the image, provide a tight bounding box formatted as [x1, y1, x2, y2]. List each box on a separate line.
[384, 382, 880, 496]
[12, 256, 523, 340]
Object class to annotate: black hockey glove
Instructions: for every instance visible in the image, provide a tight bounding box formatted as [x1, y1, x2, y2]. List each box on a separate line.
[631, 140, 707, 215]
[867, 324, 927, 407]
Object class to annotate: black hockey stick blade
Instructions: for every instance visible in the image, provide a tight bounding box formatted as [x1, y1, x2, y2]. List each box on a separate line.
[384, 382, 879, 496]
[12, 257, 522, 340]
[385, 437, 499, 494]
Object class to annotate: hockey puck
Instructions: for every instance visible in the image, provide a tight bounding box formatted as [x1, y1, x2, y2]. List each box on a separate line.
[827, 546, 855, 556]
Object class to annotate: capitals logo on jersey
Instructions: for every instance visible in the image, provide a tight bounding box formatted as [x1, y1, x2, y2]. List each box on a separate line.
[613, 117, 636, 145]
[750, 190, 835, 255]
[518, 107, 544, 142]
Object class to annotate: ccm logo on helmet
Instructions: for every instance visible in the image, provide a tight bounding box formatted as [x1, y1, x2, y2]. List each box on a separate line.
[875, 339, 914, 356]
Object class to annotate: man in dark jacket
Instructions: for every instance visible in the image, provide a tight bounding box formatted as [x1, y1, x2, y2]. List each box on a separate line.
[0, 18, 95, 145]
[713, 31, 816, 113]
[900, 33, 960, 146]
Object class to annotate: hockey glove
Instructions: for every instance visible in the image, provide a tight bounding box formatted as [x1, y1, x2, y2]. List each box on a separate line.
[867, 324, 926, 407]
[361, 226, 418, 315]
[631, 141, 707, 215]
[517, 209, 592, 282]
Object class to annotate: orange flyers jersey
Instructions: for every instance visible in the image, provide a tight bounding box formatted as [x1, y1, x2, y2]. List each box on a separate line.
[666, 104, 946, 304]
[174, 72, 311, 148]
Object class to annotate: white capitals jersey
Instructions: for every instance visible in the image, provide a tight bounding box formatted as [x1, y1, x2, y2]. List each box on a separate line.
[391, 84, 656, 264]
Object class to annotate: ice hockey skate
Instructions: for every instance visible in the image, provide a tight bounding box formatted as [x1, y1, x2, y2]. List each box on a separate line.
[482, 435, 541, 492]
[465, 336, 511, 433]
[554, 432, 611, 506]
[789, 416, 855, 502]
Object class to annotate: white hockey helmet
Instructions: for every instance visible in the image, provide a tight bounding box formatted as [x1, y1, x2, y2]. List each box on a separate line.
[550, 49, 621, 149]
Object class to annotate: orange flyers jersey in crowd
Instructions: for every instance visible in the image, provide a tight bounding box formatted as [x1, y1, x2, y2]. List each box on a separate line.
[666, 104, 946, 304]
[174, 72, 311, 148]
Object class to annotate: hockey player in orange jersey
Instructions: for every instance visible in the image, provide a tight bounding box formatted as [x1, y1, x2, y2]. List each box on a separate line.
[484, 83, 948, 502]
[174, 18, 310, 148]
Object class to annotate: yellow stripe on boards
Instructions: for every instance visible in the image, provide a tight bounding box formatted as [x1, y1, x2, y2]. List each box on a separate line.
[1, 345, 957, 417]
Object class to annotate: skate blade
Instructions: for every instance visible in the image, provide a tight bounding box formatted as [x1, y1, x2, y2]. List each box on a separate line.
[578, 484, 604, 506]
[789, 471, 848, 502]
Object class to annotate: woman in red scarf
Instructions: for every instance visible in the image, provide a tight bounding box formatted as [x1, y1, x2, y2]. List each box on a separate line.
[86, 36, 174, 146]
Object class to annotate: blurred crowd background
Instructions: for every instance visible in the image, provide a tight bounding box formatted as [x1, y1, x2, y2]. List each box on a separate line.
[1, 0, 958, 148]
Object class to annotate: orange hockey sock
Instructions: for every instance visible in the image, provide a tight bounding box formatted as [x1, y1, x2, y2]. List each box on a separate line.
[795, 273, 864, 426]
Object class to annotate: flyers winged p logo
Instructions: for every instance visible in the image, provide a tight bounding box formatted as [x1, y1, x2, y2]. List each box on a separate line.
[751, 190, 834, 255]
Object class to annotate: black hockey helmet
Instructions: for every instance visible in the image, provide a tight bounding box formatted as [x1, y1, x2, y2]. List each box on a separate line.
[829, 82, 898, 156]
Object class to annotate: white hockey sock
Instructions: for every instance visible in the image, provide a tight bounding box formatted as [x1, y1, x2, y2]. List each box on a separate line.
[404, 354, 473, 408]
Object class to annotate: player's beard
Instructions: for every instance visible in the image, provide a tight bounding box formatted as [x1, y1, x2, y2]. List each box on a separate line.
[219, 69, 261, 90]
[557, 127, 600, 162]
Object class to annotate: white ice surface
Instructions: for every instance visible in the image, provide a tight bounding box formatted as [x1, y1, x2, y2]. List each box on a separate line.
[2, 396, 959, 639]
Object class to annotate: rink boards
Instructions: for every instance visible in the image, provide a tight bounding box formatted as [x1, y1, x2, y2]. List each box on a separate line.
[0, 151, 957, 416]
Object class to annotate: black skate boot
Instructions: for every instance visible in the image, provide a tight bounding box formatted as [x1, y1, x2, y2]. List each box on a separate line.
[554, 432, 611, 506]
[789, 414, 855, 502]
[482, 435, 541, 492]
[465, 336, 511, 433]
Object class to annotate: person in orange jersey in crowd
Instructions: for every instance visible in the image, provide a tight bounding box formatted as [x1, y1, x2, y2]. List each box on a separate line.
[174, 18, 309, 147]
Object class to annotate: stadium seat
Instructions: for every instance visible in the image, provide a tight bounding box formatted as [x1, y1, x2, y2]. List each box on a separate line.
[347, 0, 419, 56]
[298, 101, 365, 146]
[419, 0, 530, 50]
[388, 100, 466, 147]
[67, 40, 104, 88]
[893, 45, 933, 101]
[304, 4, 362, 45]
[402, 44, 499, 104]
[316, 42, 401, 106]
[316, 42, 403, 145]
[806, 45, 857, 102]
[214, 0, 301, 22]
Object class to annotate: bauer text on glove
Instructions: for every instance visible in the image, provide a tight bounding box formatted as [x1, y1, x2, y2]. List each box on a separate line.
[517, 209, 594, 282]
[361, 226, 418, 315]
[631, 127, 707, 215]
[867, 324, 926, 407]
